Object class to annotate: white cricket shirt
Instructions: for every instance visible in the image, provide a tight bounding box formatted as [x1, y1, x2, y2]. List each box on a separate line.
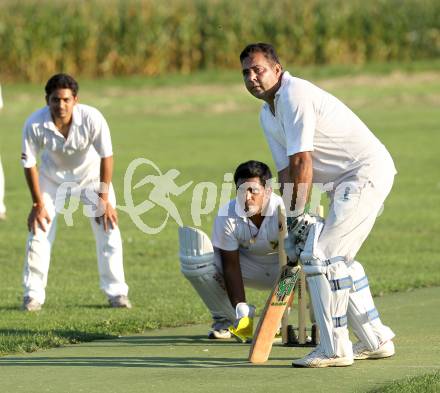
[212, 193, 284, 265]
[260, 72, 396, 184]
[21, 104, 113, 184]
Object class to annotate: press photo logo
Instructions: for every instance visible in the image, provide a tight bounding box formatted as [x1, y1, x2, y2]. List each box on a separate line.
[54, 157, 385, 234]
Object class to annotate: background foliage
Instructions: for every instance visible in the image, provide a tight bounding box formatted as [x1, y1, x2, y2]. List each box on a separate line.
[1, 0, 439, 81]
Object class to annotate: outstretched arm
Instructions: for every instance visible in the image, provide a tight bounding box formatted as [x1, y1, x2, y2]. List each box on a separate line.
[281, 152, 315, 261]
[24, 166, 51, 233]
[96, 155, 118, 232]
[288, 151, 313, 214]
[220, 249, 245, 308]
[278, 151, 313, 215]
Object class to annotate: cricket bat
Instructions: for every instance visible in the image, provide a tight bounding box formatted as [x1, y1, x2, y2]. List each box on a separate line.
[248, 262, 300, 363]
[248, 205, 300, 363]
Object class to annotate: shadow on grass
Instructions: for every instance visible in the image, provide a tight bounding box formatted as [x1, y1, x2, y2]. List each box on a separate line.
[0, 329, 249, 350]
[68, 304, 110, 309]
[0, 303, 115, 311]
[0, 355, 294, 368]
[0, 329, 114, 342]
[109, 335, 242, 346]
[0, 306, 21, 311]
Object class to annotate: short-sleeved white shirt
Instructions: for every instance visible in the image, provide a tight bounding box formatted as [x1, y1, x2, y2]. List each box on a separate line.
[260, 72, 396, 184]
[21, 104, 113, 184]
[212, 192, 284, 265]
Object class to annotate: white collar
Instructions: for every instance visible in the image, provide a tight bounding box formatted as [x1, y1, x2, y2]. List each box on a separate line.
[262, 71, 291, 114]
[274, 71, 291, 98]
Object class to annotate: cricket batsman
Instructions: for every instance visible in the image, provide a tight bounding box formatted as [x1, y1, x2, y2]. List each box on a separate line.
[20, 73, 131, 311]
[179, 160, 285, 342]
[240, 43, 396, 367]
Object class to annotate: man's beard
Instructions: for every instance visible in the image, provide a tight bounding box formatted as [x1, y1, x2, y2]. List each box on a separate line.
[244, 204, 260, 217]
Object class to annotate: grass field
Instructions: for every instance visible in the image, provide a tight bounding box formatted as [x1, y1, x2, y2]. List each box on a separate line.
[0, 287, 439, 393]
[0, 63, 439, 369]
[368, 371, 440, 393]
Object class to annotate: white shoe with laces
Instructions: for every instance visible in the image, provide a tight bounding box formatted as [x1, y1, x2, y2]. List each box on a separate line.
[292, 346, 354, 368]
[353, 340, 395, 360]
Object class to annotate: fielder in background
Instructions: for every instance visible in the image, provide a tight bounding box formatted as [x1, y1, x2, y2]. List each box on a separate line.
[179, 160, 284, 342]
[240, 43, 396, 368]
[0, 84, 6, 220]
[20, 74, 131, 311]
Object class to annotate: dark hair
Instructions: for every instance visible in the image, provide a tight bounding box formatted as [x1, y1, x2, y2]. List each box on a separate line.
[239, 43, 281, 65]
[45, 73, 79, 97]
[234, 160, 273, 187]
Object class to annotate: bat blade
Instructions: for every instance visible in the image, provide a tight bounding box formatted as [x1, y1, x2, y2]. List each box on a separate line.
[248, 264, 300, 363]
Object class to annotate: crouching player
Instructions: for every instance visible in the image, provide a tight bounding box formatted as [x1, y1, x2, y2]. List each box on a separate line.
[179, 160, 284, 341]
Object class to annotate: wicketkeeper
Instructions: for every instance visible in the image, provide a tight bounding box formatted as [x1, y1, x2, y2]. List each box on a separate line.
[179, 160, 285, 341]
[20, 74, 131, 311]
[240, 43, 396, 367]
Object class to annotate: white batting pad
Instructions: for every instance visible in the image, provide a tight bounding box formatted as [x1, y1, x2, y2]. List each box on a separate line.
[179, 226, 214, 267]
[306, 260, 353, 358]
[300, 220, 326, 274]
[347, 261, 395, 350]
[179, 227, 235, 322]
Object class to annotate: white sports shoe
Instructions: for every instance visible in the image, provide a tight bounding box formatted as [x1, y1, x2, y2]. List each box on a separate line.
[22, 296, 42, 312]
[353, 340, 395, 360]
[209, 320, 232, 339]
[108, 295, 132, 309]
[208, 328, 232, 339]
[292, 346, 354, 368]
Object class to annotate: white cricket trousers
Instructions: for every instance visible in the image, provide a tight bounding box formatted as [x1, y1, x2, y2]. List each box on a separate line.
[310, 155, 396, 356]
[0, 155, 5, 214]
[22, 175, 129, 304]
[319, 159, 396, 261]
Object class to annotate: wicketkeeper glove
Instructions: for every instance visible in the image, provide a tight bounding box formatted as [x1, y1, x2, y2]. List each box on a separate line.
[228, 302, 256, 343]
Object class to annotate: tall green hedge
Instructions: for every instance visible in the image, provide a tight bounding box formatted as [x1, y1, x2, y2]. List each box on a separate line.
[0, 0, 439, 81]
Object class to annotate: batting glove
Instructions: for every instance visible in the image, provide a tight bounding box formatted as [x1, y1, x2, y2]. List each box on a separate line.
[284, 230, 301, 262]
[287, 213, 318, 241]
[285, 213, 320, 261]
